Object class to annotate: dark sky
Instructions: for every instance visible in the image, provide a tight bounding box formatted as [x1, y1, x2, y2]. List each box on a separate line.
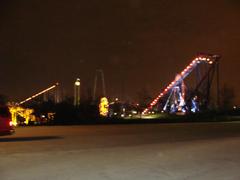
[0, 0, 239, 103]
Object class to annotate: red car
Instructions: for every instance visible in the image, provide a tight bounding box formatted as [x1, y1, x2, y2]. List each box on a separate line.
[0, 106, 14, 136]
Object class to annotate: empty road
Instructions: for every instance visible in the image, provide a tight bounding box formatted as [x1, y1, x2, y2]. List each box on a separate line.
[1, 122, 240, 180]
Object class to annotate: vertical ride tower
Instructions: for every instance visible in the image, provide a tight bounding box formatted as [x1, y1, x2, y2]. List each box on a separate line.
[93, 69, 106, 102]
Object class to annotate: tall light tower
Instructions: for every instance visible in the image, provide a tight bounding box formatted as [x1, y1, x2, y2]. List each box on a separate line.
[74, 78, 81, 106]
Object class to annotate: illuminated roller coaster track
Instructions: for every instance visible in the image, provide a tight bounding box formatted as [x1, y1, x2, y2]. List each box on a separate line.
[18, 83, 59, 105]
[142, 54, 220, 115]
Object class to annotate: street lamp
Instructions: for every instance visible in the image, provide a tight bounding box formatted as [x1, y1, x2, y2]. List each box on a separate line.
[74, 78, 81, 106]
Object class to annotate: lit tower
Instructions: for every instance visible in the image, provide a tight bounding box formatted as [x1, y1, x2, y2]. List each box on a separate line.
[74, 78, 81, 106]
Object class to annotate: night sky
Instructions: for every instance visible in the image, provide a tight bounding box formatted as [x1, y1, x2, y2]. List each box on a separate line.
[0, 0, 239, 103]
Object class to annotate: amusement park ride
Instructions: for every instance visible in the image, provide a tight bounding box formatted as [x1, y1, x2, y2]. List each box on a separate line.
[9, 83, 59, 126]
[6, 53, 221, 124]
[93, 69, 106, 102]
[142, 53, 220, 115]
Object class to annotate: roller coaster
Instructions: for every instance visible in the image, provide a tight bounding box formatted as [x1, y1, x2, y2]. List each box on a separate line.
[143, 53, 220, 115]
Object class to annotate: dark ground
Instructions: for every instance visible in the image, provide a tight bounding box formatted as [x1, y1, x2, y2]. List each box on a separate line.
[1, 122, 240, 180]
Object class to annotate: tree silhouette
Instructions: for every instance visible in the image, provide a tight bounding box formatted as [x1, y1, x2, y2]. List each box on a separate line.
[220, 84, 235, 110]
[0, 94, 8, 105]
[137, 88, 152, 108]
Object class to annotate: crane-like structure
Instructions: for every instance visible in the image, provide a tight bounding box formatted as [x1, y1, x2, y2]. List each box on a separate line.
[143, 53, 220, 115]
[10, 83, 59, 126]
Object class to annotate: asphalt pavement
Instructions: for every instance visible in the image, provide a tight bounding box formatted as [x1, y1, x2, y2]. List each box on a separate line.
[1, 122, 240, 180]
